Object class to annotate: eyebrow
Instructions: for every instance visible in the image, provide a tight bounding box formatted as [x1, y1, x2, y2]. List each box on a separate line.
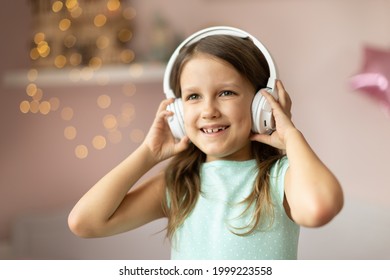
[181, 82, 243, 93]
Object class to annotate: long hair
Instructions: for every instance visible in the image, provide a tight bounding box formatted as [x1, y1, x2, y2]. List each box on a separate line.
[162, 35, 284, 239]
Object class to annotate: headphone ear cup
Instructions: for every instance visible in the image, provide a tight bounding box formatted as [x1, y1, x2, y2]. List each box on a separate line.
[251, 88, 276, 134]
[167, 98, 186, 139]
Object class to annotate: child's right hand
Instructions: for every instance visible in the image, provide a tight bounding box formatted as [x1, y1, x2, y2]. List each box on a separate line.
[142, 98, 190, 163]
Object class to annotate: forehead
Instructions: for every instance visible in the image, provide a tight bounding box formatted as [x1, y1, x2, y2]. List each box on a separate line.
[180, 53, 254, 92]
[181, 53, 240, 78]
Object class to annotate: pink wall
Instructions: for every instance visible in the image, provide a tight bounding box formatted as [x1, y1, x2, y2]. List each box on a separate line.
[1, 0, 390, 259]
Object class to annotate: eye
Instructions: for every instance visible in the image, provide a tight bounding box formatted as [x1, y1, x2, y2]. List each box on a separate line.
[186, 93, 200, 101]
[219, 90, 236, 97]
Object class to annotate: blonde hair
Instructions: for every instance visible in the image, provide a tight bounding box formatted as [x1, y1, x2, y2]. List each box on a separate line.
[162, 35, 283, 239]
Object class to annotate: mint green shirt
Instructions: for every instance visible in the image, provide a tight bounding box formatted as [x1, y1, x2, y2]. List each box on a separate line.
[171, 157, 299, 260]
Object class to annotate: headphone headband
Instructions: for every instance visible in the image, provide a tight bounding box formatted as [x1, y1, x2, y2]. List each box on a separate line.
[163, 26, 278, 98]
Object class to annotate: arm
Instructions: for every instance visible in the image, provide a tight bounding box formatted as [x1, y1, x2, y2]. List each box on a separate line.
[68, 99, 189, 238]
[251, 80, 343, 227]
[283, 129, 343, 227]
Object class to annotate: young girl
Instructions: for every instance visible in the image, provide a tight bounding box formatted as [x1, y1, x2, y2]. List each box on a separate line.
[68, 27, 343, 260]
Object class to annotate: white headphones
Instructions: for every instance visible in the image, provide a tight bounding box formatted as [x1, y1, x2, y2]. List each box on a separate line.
[163, 26, 278, 139]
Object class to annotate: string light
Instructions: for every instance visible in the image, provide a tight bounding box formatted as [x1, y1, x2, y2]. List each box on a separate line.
[92, 135, 107, 150]
[75, 144, 88, 159]
[107, 0, 121, 12]
[64, 126, 77, 140]
[97, 94, 111, 109]
[39, 101, 51, 115]
[54, 55, 67, 68]
[52, 1, 64, 13]
[20, 101, 30, 114]
[94, 14, 107, 27]
[26, 0, 138, 159]
[27, 69, 38, 81]
[59, 18, 72, 31]
[61, 107, 74, 121]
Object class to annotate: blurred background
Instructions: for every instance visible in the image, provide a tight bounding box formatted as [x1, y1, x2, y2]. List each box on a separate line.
[1, 0, 389, 260]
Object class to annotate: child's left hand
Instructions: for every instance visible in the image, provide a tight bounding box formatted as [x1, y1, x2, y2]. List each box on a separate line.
[250, 80, 296, 150]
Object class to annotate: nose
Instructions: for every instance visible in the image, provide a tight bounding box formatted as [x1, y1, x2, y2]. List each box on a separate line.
[201, 98, 221, 119]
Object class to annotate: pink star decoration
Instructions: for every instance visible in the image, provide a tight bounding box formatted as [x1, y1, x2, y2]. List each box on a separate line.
[349, 46, 390, 116]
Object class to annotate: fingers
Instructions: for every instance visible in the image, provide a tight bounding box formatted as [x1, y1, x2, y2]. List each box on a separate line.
[156, 98, 174, 116]
[174, 136, 190, 154]
[154, 98, 175, 124]
[250, 132, 271, 146]
[260, 88, 281, 109]
[276, 80, 292, 117]
[261, 80, 292, 119]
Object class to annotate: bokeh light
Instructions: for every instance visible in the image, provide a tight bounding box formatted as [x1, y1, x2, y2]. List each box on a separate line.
[27, 0, 139, 158]
[97, 94, 111, 109]
[120, 49, 135, 63]
[70, 6, 82, 18]
[59, 18, 71, 31]
[129, 63, 143, 78]
[39, 101, 51, 115]
[20, 101, 30, 114]
[64, 34, 77, 48]
[103, 114, 118, 131]
[37, 41, 50, 57]
[65, 0, 78, 10]
[54, 55, 67, 68]
[64, 126, 77, 140]
[52, 1, 64, 13]
[118, 28, 132, 43]
[92, 135, 107, 150]
[29, 100, 40, 113]
[123, 7, 136, 20]
[96, 36, 110, 50]
[61, 107, 74, 121]
[107, 0, 121, 11]
[94, 14, 107, 27]
[26, 83, 38, 97]
[80, 67, 94, 80]
[75, 144, 88, 159]
[49, 97, 60, 111]
[32, 88, 43, 101]
[27, 69, 38, 82]
[34, 32, 45, 44]
[121, 103, 135, 120]
[89, 57, 102, 70]
[69, 53, 82, 66]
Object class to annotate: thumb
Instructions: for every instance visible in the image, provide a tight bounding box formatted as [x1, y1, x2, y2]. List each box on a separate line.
[250, 133, 271, 145]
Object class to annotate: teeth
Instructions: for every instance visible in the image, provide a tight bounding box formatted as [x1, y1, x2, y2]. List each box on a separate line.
[202, 127, 227, 134]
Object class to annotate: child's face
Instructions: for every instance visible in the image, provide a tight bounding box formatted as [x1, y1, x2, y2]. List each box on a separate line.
[180, 53, 255, 162]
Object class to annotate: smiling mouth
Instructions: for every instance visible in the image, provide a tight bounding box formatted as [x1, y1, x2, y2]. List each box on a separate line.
[201, 126, 229, 134]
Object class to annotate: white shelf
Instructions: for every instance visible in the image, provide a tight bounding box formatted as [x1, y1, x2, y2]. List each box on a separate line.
[3, 63, 166, 88]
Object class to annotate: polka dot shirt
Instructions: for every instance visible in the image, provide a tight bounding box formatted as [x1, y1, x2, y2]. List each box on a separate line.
[170, 157, 300, 260]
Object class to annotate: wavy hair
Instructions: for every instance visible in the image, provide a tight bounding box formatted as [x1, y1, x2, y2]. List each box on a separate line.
[162, 35, 284, 239]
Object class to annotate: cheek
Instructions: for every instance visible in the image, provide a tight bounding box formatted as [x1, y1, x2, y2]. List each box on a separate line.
[238, 112, 253, 132]
[232, 104, 253, 128]
[183, 106, 195, 129]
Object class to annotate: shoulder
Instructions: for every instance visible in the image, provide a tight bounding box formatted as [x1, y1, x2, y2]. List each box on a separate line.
[269, 156, 289, 203]
[270, 156, 289, 175]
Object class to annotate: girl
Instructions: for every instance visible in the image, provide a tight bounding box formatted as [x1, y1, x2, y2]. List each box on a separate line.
[68, 28, 344, 260]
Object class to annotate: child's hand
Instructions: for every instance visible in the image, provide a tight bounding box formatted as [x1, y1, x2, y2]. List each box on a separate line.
[250, 80, 296, 150]
[142, 98, 190, 162]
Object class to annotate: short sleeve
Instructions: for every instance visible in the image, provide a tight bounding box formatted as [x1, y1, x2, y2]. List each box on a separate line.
[269, 156, 289, 204]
